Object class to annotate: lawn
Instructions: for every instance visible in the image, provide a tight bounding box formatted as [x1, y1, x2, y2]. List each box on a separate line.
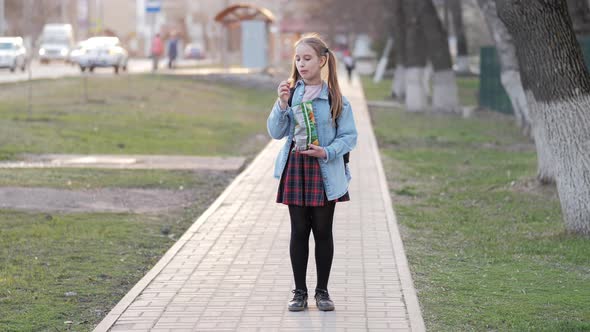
[361, 74, 480, 107]
[0, 75, 276, 160]
[363, 76, 590, 331]
[0, 74, 275, 331]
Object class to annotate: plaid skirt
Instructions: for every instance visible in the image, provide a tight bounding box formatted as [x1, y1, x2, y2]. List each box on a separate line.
[276, 144, 350, 207]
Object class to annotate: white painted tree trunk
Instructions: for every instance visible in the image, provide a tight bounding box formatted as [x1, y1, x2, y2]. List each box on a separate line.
[478, 0, 533, 135]
[405, 67, 429, 112]
[455, 55, 471, 73]
[422, 62, 433, 99]
[530, 93, 590, 234]
[501, 70, 532, 136]
[432, 69, 460, 113]
[526, 92, 556, 184]
[392, 65, 406, 99]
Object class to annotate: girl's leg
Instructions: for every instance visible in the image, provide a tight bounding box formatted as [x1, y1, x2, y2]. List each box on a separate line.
[310, 201, 336, 291]
[288, 205, 312, 291]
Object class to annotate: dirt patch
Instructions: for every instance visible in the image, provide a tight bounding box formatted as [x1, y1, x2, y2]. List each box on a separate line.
[0, 187, 206, 214]
[0, 154, 245, 171]
[508, 177, 559, 200]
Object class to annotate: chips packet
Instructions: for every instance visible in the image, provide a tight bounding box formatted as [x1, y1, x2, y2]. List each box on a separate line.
[292, 101, 319, 151]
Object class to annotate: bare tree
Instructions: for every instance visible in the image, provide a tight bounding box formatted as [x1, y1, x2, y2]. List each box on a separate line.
[497, 0, 590, 235]
[300, 0, 389, 46]
[420, 0, 460, 113]
[476, 0, 534, 139]
[5, 0, 63, 41]
[449, 0, 470, 73]
[404, 0, 429, 112]
[567, 0, 590, 36]
[391, 0, 406, 100]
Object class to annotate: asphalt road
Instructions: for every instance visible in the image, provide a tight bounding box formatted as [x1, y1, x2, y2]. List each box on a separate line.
[0, 58, 209, 83]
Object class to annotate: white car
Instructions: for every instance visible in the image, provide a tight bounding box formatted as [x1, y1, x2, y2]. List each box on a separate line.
[184, 43, 206, 60]
[68, 41, 89, 65]
[0, 37, 27, 72]
[77, 36, 129, 74]
[38, 24, 74, 64]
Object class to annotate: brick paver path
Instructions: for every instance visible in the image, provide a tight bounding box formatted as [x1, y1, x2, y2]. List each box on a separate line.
[94, 75, 425, 331]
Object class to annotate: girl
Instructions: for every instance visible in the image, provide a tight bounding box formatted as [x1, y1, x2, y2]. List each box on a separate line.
[267, 34, 358, 312]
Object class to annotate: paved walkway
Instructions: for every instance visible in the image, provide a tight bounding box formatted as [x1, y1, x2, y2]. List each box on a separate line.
[94, 75, 425, 331]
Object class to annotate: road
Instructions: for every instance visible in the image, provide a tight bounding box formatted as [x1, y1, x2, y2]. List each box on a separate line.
[0, 58, 211, 83]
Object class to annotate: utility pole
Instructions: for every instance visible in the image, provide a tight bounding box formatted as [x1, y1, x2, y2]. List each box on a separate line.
[94, 0, 101, 33]
[0, 0, 5, 36]
[26, 0, 33, 117]
[61, 0, 68, 23]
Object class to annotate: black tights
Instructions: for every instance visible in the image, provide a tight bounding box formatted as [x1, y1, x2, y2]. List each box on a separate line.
[288, 202, 336, 292]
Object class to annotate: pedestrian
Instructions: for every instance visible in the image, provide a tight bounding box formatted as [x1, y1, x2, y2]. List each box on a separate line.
[167, 34, 179, 69]
[151, 33, 164, 71]
[343, 49, 355, 82]
[267, 33, 358, 312]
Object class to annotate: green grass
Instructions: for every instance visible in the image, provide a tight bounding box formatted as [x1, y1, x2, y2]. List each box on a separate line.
[361, 74, 480, 107]
[0, 211, 181, 331]
[0, 168, 231, 190]
[0, 75, 275, 161]
[361, 75, 394, 101]
[0, 171, 230, 331]
[0, 74, 273, 330]
[364, 77, 590, 331]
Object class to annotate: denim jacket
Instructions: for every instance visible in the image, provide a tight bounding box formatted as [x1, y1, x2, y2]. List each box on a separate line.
[267, 80, 358, 201]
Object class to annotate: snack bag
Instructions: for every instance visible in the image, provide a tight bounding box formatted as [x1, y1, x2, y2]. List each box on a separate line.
[292, 101, 320, 151]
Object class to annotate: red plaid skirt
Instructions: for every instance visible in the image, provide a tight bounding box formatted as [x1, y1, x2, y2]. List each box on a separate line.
[277, 144, 350, 206]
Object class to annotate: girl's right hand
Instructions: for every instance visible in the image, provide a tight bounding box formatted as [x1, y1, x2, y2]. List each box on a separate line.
[277, 80, 291, 110]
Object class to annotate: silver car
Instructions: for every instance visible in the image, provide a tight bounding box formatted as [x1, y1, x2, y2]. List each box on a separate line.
[0, 37, 27, 72]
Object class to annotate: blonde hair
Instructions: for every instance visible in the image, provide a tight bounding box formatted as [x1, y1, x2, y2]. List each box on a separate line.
[289, 33, 343, 124]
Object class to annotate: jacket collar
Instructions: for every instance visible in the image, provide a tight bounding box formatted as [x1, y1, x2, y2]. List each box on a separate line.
[295, 79, 329, 100]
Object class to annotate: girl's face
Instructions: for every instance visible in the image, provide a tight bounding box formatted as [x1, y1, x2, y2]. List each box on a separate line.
[295, 43, 325, 83]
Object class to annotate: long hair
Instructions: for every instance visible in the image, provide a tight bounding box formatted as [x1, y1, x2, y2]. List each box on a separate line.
[289, 33, 343, 124]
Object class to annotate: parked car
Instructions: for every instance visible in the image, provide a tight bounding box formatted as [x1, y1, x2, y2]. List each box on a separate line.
[68, 40, 89, 65]
[77, 36, 128, 74]
[184, 43, 206, 60]
[0, 37, 27, 72]
[38, 23, 74, 64]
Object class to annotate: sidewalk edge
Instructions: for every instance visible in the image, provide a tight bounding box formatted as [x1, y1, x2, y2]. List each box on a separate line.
[363, 84, 427, 332]
[92, 139, 278, 332]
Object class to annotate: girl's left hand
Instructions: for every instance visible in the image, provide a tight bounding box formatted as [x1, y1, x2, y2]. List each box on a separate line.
[300, 144, 327, 159]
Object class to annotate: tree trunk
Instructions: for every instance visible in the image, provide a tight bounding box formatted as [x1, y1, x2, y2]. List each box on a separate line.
[391, 0, 406, 100]
[476, 0, 534, 138]
[567, 0, 590, 36]
[498, 0, 590, 235]
[450, 0, 470, 73]
[404, 0, 429, 112]
[419, 0, 460, 113]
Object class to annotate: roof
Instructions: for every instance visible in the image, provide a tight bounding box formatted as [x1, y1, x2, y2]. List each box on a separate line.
[214, 4, 276, 25]
[0, 37, 24, 43]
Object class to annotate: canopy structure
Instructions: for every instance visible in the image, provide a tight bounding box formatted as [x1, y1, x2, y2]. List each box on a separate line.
[214, 4, 276, 69]
[215, 4, 276, 27]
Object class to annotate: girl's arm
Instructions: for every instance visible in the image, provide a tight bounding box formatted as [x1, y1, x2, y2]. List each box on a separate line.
[319, 96, 358, 163]
[267, 99, 291, 139]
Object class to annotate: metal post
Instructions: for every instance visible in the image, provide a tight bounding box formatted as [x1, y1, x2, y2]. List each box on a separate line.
[26, 0, 33, 116]
[95, 0, 100, 33]
[61, 0, 67, 23]
[0, 0, 5, 36]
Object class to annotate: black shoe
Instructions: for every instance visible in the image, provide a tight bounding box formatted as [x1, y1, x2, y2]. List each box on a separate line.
[288, 289, 308, 312]
[315, 289, 335, 311]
